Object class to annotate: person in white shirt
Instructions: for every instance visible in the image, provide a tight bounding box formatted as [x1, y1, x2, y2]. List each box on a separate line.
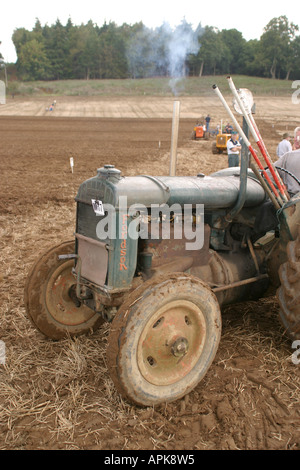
[276, 133, 292, 157]
[226, 131, 241, 167]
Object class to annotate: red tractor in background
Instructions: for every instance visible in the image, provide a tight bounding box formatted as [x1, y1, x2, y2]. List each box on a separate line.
[191, 122, 209, 140]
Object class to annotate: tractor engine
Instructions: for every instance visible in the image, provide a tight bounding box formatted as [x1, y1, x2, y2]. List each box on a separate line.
[74, 164, 270, 320]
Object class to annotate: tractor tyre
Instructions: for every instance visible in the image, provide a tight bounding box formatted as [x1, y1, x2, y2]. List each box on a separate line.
[277, 233, 300, 340]
[24, 240, 104, 340]
[106, 273, 221, 406]
[191, 130, 196, 140]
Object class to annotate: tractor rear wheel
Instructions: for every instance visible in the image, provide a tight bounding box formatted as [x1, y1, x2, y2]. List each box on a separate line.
[24, 241, 104, 340]
[106, 273, 221, 406]
[277, 233, 300, 340]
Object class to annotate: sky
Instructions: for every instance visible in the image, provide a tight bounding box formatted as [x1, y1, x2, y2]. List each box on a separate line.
[0, 0, 299, 63]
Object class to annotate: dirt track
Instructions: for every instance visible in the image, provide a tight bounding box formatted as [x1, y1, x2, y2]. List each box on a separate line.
[0, 96, 299, 450]
[1, 95, 300, 122]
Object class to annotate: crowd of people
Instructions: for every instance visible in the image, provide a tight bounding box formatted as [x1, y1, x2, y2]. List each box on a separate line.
[199, 114, 300, 243]
[226, 126, 300, 195]
[203, 114, 300, 193]
[272, 127, 300, 196]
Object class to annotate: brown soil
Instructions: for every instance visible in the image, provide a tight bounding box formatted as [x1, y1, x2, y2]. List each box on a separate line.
[0, 96, 299, 451]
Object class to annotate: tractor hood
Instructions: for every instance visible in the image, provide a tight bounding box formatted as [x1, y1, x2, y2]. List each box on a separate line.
[75, 165, 266, 210]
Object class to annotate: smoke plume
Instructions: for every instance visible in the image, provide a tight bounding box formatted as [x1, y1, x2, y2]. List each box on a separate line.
[126, 20, 201, 95]
[166, 21, 200, 95]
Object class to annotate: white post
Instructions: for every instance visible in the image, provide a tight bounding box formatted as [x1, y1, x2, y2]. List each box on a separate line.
[70, 157, 74, 174]
[0, 80, 5, 105]
[169, 100, 180, 176]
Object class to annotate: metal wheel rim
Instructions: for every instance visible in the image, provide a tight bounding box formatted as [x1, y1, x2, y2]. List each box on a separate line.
[45, 260, 95, 326]
[137, 300, 207, 386]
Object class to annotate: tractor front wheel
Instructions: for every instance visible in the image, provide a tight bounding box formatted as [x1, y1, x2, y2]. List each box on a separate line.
[106, 273, 221, 406]
[24, 241, 104, 340]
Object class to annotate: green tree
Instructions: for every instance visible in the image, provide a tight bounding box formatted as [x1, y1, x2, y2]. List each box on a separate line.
[242, 39, 265, 77]
[12, 28, 32, 58]
[18, 39, 50, 80]
[77, 21, 101, 79]
[33, 18, 43, 35]
[98, 22, 128, 78]
[260, 16, 299, 79]
[126, 25, 157, 78]
[43, 19, 71, 79]
[219, 29, 247, 74]
[196, 26, 230, 76]
[284, 35, 300, 80]
[67, 24, 89, 79]
[11, 15, 300, 81]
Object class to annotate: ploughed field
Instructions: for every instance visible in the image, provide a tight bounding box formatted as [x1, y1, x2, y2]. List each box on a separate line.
[0, 96, 299, 450]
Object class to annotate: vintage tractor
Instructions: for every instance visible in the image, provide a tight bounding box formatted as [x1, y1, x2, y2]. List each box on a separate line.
[24, 163, 300, 406]
[24, 81, 300, 407]
[212, 130, 232, 154]
[191, 123, 209, 140]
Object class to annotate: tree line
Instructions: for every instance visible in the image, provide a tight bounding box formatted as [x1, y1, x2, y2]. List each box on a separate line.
[7, 15, 300, 81]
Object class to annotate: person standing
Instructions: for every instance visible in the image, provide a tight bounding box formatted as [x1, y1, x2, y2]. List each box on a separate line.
[227, 131, 241, 167]
[276, 133, 292, 157]
[225, 122, 233, 134]
[274, 148, 300, 196]
[292, 127, 300, 150]
[252, 148, 300, 243]
[205, 114, 211, 132]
